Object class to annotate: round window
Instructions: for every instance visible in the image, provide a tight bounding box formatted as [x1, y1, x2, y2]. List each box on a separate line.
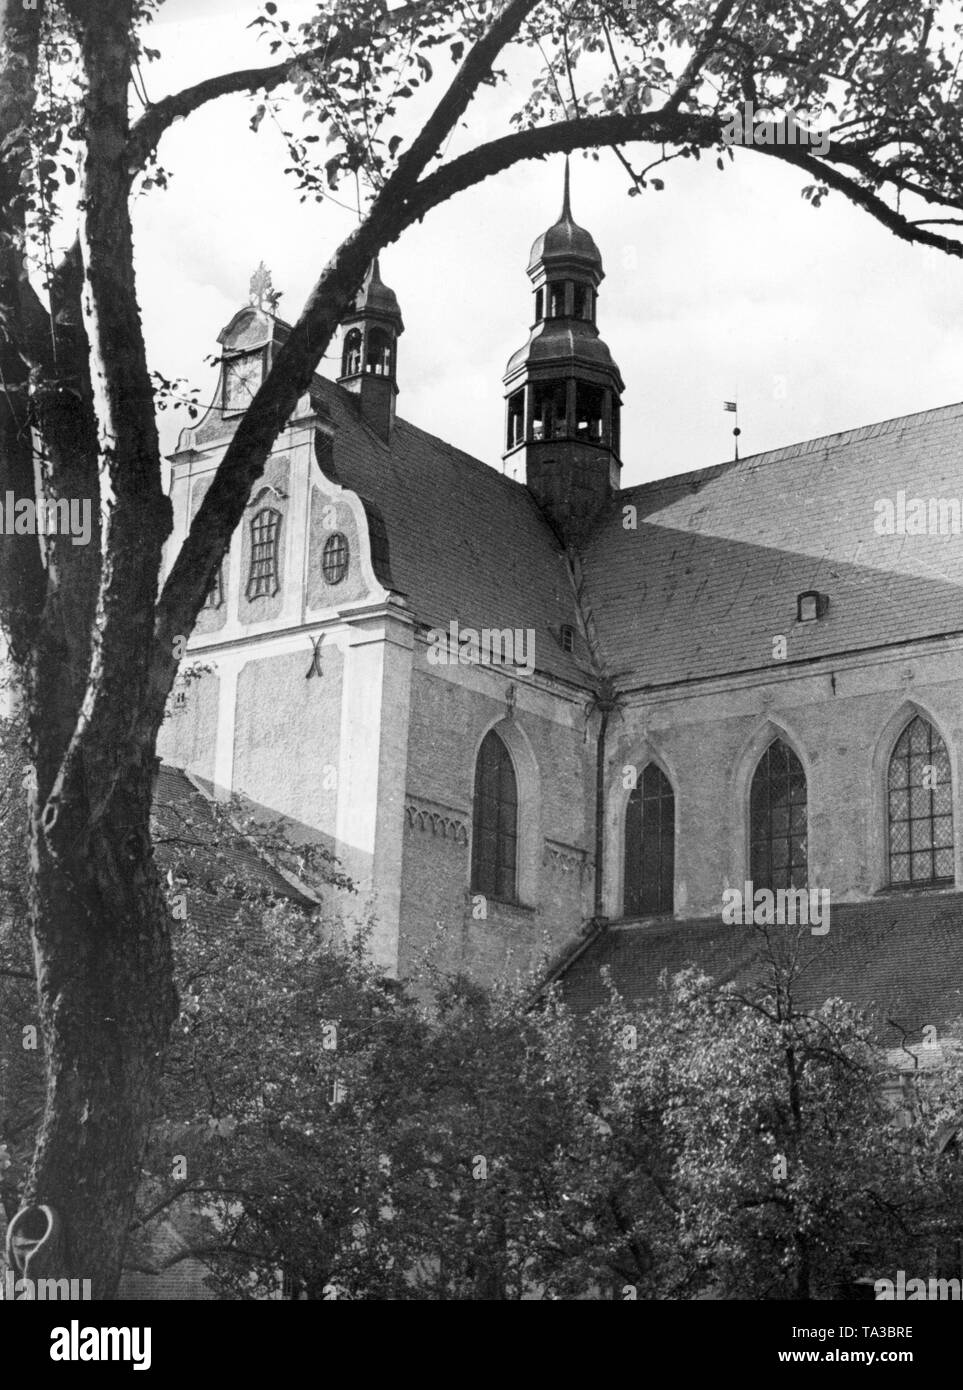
[322, 532, 349, 585]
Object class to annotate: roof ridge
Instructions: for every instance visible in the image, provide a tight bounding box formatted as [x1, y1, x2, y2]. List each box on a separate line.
[618, 399, 963, 499]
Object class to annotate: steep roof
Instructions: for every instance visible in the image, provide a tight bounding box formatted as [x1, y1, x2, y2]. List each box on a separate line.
[315, 377, 596, 687]
[580, 402, 963, 688]
[561, 892, 963, 1046]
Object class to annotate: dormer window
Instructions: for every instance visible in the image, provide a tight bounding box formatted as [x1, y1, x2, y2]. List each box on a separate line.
[559, 624, 575, 653]
[797, 591, 829, 622]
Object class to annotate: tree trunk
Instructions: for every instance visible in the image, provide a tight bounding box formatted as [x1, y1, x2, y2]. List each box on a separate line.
[24, 753, 176, 1298]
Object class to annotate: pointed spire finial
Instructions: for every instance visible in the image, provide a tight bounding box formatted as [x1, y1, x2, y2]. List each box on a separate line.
[560, 155, 572, 221]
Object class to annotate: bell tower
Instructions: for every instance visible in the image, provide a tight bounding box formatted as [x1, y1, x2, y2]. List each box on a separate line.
[338, 257, 404, 441]
[503, 162, 624, 545]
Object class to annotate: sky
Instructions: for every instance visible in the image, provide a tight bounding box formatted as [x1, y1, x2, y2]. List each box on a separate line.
[129, 0, 963, 491]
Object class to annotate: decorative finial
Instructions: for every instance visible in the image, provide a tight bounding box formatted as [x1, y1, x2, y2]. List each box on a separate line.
[560, 156, 572, 221]
[249, 261, 282, 312]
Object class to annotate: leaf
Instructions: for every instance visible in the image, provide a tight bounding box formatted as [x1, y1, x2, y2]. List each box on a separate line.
[250, 104, 266, 134]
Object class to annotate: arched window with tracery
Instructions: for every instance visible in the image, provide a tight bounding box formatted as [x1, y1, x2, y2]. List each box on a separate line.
[623, 764, 675, 916]
[888, 715, 954, 887]
[749, 739, 808, 890]
[471, 730, 518, 903]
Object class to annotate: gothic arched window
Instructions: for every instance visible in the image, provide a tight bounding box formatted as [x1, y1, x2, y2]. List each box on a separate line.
[246, 507, 281, 600]
[888, 716, 954, 887]
[624, 764, 674, 916]
[342, 328, 362, 377]
[749, 740, 808, 890]
[471, 730, 518, 903]
[366, 328, 392, 376]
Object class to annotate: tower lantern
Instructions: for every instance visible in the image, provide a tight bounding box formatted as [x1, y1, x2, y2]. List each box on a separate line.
[338, 257, 404, 441]
[503, 161, 624, 545]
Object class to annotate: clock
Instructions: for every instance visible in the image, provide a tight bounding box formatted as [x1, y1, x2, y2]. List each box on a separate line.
[223, 352, 262, 412]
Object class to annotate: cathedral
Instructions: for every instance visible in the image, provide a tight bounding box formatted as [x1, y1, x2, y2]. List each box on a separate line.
[159, 173, 963, 1049]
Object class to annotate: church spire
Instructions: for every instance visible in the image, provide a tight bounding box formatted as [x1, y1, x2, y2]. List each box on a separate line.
[503, 164, 624, 545]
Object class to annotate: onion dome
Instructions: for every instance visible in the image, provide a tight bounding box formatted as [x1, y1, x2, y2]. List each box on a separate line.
[352, 257, 404, 330]
[527, 159, 603, 280]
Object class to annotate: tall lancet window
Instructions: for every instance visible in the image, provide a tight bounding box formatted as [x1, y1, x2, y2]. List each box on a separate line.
[624, 764, 674, 916]
[888, 716, 954, 886]
[471, 730, 518, 903]
[749, 740, 808, 891]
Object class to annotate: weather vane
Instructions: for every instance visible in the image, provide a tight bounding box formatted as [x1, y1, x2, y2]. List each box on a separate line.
[249, 261, 282, 313]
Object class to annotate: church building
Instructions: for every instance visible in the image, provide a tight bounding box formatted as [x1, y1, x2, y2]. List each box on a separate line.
[159, 172, 963, 1050]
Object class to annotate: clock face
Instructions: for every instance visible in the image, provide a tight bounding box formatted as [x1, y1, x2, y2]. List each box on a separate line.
[224, 353, 262, 411]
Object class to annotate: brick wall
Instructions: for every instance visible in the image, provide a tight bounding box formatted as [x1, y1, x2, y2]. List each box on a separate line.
[398, 653, 595, 987]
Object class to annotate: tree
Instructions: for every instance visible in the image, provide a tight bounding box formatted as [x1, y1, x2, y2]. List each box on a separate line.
[2, 0, 963, 1295]
[523, 939, 963, 1301]
[6, 764, 962, 1299]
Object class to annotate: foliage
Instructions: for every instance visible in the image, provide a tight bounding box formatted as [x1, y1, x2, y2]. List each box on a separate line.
[4, 751, 962, 1300]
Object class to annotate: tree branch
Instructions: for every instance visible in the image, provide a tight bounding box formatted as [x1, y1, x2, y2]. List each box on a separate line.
[401, 112, 963, 260]
[665, 0, 741, 114]
[125, 2, 433, 175]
